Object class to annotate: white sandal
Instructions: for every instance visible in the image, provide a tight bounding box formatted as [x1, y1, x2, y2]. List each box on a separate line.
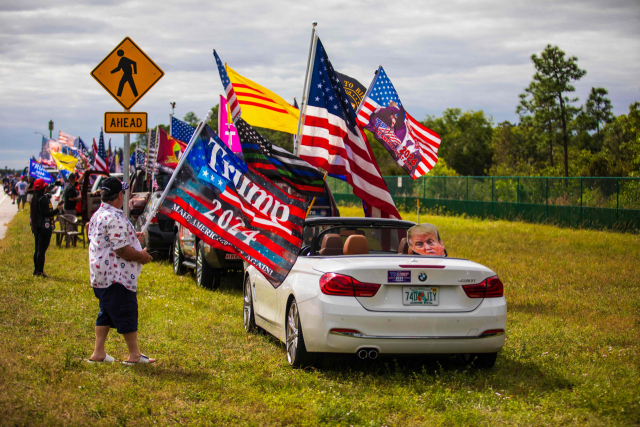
[122, 354, 156, 365]
[87, 354, 115, 363]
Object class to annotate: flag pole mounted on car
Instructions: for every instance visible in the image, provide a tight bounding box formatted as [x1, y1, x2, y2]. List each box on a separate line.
[140, 110, 213, 234]
[293, 22, 318, 157]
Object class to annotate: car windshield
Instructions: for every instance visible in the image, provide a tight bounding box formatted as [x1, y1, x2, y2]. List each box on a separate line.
[304, 225, 410, 256]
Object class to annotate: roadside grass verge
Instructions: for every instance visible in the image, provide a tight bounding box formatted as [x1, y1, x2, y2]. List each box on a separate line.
[0, 207, 638, 426]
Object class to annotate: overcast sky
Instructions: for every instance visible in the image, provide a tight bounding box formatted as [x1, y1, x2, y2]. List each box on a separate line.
[1, 0, 639, 169]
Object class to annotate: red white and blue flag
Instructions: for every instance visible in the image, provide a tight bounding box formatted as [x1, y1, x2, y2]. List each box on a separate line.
[92, 129, 108, 172]
[58, 131, 76, 147]
[171, 116, 196, 144]
[214, 50, 241, 120]
[356, 67, 440, 179]
[158, 124, 309, 286]
[298, 38, 400, 219]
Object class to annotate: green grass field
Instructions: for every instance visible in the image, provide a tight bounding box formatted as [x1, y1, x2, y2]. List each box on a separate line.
[1, 207, 639, 426]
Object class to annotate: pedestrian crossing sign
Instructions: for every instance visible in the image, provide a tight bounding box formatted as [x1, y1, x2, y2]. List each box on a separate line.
[90, 37, 164, 110]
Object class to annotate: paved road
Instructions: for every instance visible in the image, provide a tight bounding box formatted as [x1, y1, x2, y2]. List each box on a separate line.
[0, 193, 19, 240]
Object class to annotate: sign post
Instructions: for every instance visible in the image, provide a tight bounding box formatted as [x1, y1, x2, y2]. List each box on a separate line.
[91, 36, 164, 218]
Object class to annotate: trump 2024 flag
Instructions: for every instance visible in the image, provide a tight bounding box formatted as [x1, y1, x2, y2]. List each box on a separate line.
[158, 124, 308, 286]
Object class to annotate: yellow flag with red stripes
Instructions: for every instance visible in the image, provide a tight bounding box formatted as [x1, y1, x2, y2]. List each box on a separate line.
[226, 65, 300, 134]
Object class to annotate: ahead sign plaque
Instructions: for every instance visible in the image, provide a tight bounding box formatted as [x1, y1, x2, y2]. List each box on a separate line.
[104, 112, 148, 134]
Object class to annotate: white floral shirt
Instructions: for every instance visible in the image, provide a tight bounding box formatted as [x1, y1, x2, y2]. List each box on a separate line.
[88, 202, 142, 291]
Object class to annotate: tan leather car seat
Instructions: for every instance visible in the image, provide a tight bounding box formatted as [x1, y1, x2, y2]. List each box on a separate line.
[319, 234, 343, 256]
[343, 235, 369, 255]
[398, 237, 409, 254]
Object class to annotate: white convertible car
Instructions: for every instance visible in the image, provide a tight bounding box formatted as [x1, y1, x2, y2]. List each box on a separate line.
[243, 217, 507, 368]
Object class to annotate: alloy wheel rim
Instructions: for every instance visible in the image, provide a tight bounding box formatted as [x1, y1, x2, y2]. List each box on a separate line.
[173, 238, 180, 271]
[286, 303, 298, 364]
[196, 245, 203, 286]
[243, 279, 252, 330]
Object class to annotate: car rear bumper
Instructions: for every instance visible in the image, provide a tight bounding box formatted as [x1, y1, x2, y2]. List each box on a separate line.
[298, 294, 507, 354]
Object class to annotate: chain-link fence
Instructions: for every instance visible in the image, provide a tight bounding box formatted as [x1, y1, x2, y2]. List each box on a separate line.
[327, 175, 640, 231]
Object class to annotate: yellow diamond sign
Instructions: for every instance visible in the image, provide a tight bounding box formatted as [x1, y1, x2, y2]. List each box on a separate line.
[91, 37, 164, 110]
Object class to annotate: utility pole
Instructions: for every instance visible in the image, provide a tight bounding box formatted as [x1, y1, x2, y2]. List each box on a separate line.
[169, 102, 176, 136]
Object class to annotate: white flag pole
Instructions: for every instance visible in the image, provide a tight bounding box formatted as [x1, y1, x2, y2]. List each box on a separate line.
[354, 66, 381, 119]
[140, 110, 213, 234]
[293, 22, 318, 156]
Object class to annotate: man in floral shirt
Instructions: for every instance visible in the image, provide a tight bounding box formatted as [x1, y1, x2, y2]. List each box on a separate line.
[87, 177, 154, 364]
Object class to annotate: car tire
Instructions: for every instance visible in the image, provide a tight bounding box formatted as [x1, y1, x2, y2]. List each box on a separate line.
[172, 234, 185, 276]
[459, 352, 497, 369]
[286, 298, 321, 368]
[197, 240, 220, 290]
[243, 276, 256, 332]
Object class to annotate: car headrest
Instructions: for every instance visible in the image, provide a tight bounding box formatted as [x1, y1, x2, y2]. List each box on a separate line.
[319, 233, 343, 256]
[340, 229, 365, 237]
[398, 237, 409, 254]
[343, 235, 369, 255]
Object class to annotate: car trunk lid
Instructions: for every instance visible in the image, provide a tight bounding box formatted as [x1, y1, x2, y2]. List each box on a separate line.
[313, 256, 491, 313]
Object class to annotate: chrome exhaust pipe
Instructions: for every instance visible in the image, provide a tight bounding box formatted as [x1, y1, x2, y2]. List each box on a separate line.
[368, 350, 378, 359]
[357, 349, 368, 359]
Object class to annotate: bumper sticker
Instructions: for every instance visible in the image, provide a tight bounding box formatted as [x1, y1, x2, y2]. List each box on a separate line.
[388, 270, 411, 283]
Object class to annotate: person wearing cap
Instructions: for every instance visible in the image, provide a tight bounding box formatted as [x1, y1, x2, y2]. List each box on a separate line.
[30, 179, 60, 277]
[87, 177, 155, 364]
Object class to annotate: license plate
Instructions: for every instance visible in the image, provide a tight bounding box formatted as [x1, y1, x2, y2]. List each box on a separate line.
[225, 254, 240, 260]
[403, 287, 439, 306]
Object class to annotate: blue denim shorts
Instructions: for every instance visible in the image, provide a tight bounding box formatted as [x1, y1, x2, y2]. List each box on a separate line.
[93, 283, 138, 334]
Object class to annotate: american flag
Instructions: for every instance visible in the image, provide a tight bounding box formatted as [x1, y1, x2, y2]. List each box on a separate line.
[213, 50, 241, 120]
[92, 129, 108, 172]
[356, 67, 440, 179]
[75, 136, 92, 161]
[171, 116, 196, 143]
[298, 38, 400, 219]
[134, 148, 147, 168]
[146, 128, 158, 173]
[58, 131, 76, 147]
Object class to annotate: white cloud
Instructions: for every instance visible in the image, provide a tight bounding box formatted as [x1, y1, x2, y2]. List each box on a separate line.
[0, 0, 638, 168]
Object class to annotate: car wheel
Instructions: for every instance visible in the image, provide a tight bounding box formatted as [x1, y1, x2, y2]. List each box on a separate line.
[459, 352, 497, 369]
[243, 276, 256, 332]
[196, 241, 220, 290]
[286, 299, 320, 368]
[172, 234, 185, 275]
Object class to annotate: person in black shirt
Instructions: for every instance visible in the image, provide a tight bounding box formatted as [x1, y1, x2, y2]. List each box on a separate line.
[63, 173, 81, 216]
[63, 173, 81, 244]
[30, 179, 60, 277]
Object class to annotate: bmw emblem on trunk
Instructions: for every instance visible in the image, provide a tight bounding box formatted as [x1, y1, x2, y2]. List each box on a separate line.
[418, 272, 427, 282]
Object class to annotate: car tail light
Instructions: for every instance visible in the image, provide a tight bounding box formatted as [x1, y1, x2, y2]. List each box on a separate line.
[320, 272, 380, 297]
[150, 216, 158, 223]
[485, 276, 504, 298]
[462, 276, 504, 298]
